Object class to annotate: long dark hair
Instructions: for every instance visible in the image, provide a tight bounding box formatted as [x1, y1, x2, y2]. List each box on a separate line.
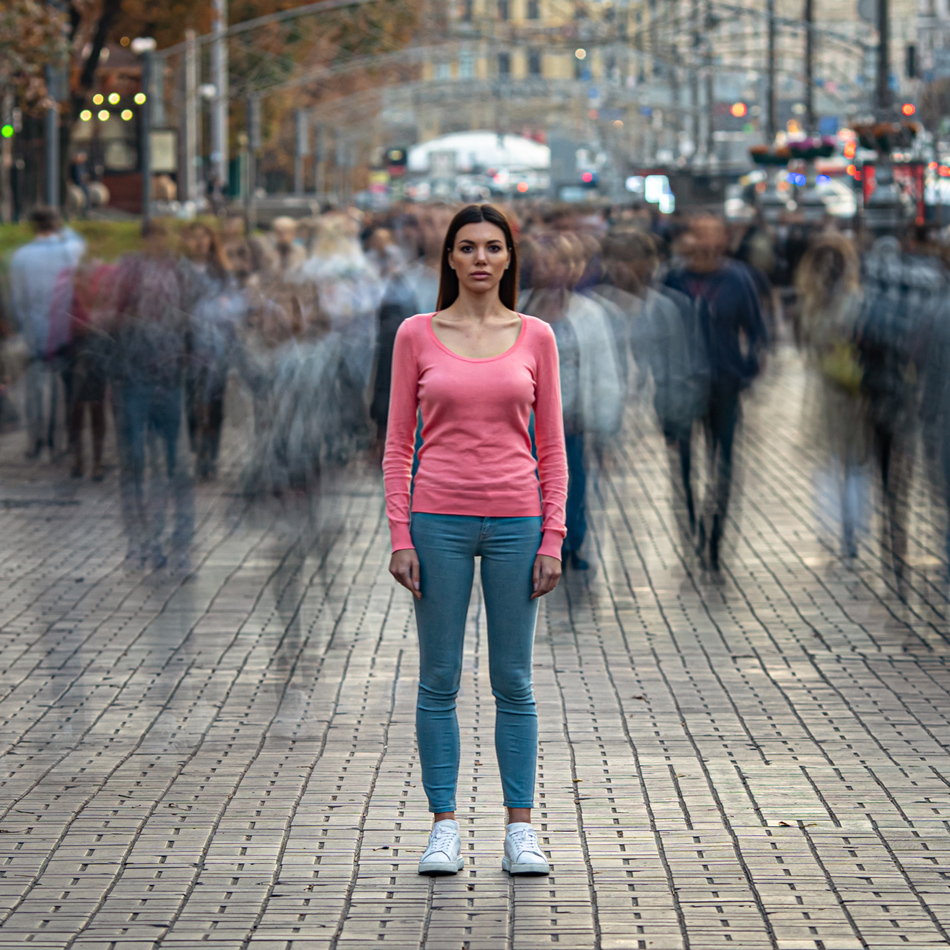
[437, 204, 519, 310]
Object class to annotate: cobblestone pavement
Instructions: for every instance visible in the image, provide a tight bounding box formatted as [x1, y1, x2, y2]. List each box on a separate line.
[3, 349, 950, 950]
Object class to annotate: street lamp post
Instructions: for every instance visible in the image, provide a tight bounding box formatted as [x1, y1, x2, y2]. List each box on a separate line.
[211, 0, 229, 194]
[132, 38, 158, 224]
[45, 65, 61, 208]
[766, 0, 776, 142]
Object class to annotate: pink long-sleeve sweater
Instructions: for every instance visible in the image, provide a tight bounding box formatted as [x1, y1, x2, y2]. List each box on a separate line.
[383, 312, 568, 559]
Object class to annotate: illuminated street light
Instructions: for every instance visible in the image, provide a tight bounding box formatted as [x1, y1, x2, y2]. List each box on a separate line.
[97, 109, 110, 121]
[93, 94, 104, 105]
[108, 93, 120, 105]
[134, 93, 146, 105]
[121, 109, 133, 121]
[575, 48, 587, 60]
[79, 110, 92, 121]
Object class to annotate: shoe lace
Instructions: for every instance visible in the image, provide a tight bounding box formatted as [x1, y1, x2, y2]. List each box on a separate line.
[427, 824, 457, 852]
[508, 826, 541, 853]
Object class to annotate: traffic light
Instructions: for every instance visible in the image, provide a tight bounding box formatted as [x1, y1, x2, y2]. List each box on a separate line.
[730, 101, 748, 118]
[1, 106, 20, 140]
[901, 102, 916, 117]
[386, 147, 407, 167]
[581, 171, 597, 188]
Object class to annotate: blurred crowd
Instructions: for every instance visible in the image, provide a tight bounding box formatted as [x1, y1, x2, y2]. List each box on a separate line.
[1, 199, 950, 589]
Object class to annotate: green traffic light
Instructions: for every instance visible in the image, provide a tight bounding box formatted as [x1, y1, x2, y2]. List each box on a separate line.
[0, 125, 13, 139]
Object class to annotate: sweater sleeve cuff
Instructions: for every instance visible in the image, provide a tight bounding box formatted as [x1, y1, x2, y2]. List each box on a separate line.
[390, 523, 414, 553]
[538, 529, 565, 560]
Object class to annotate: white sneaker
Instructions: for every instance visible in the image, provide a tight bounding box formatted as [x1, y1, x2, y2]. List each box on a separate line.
[502, 822, 550, 875]
[418, 819, 463, 875]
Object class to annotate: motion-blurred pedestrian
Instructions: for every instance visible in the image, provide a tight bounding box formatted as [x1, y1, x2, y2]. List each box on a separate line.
[110, 220, 194, 572]
[8, 207, 86, 459]
[665, 214, 767, 571]
[797, 232, 868, 558]
[520, 230, 622, 570]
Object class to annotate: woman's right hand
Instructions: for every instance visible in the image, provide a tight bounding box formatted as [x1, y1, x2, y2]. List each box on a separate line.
[389, 549, 421, 599]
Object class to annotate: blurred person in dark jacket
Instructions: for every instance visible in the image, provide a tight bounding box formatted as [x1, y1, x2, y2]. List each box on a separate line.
[665, 214, 767, 571]
[858, 235, 943, 592]
[65, 260, 117, 481]
[599, 228, 708, 547]
[110, 221, 194, 573]
[180, 222, 234, 480]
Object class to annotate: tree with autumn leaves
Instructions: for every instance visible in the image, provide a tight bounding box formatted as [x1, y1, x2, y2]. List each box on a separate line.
[1, 0, 69, 109]
[3, 0, 428, 208]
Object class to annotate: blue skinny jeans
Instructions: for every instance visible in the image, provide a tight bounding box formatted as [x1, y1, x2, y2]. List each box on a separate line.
[410, 513, 542, 813]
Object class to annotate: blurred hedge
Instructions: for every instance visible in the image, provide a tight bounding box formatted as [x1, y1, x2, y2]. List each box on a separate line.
[0, 220, 145, 262]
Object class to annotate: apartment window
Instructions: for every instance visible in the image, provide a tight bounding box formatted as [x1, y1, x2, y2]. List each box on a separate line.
[459, 49, 475, 77]
[528, 49, 542, 75]
[498, 0, 510, 19]
[498, 52, 511, 75]
[461, 0, 473, 21]
[434, 61, 451, 80]
[527, 0, 540, 17]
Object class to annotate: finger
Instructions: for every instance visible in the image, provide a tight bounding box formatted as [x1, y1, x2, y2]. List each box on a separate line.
[539, 568, 561, 597]
[410, 559, 422, 598]
[531, 572, 552, 599]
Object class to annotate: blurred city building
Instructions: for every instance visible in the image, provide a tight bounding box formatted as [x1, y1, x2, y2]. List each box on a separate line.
[0, 0, 931, 218]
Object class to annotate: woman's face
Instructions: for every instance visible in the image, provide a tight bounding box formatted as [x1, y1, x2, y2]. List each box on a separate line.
[185, 227, 212, 261]
[448, 222, 510, 298]
[226, 241, 251, 279]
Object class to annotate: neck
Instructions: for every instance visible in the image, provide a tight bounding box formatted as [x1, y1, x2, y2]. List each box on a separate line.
[453, 285, 504, 322]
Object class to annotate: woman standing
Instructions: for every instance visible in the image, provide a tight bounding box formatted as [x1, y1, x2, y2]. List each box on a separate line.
[383, 204, 567, 876]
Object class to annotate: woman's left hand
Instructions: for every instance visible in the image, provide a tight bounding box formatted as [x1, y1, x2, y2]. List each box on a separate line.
[531, 554, 562, 600]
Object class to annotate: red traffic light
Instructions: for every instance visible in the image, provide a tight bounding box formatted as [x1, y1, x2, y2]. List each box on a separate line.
[730, 101, 748, 118]
[901, 102, 916, 116]
[581, 171, 594, 183]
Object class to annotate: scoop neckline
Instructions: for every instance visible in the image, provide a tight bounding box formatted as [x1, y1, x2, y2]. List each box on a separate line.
[426, 311, 527, 363]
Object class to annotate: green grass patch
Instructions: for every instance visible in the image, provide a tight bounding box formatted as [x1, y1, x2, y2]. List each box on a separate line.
[0, 219, 144, 262]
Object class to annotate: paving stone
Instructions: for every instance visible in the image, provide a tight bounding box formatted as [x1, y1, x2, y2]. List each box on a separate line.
[3, 351, 950, 946]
